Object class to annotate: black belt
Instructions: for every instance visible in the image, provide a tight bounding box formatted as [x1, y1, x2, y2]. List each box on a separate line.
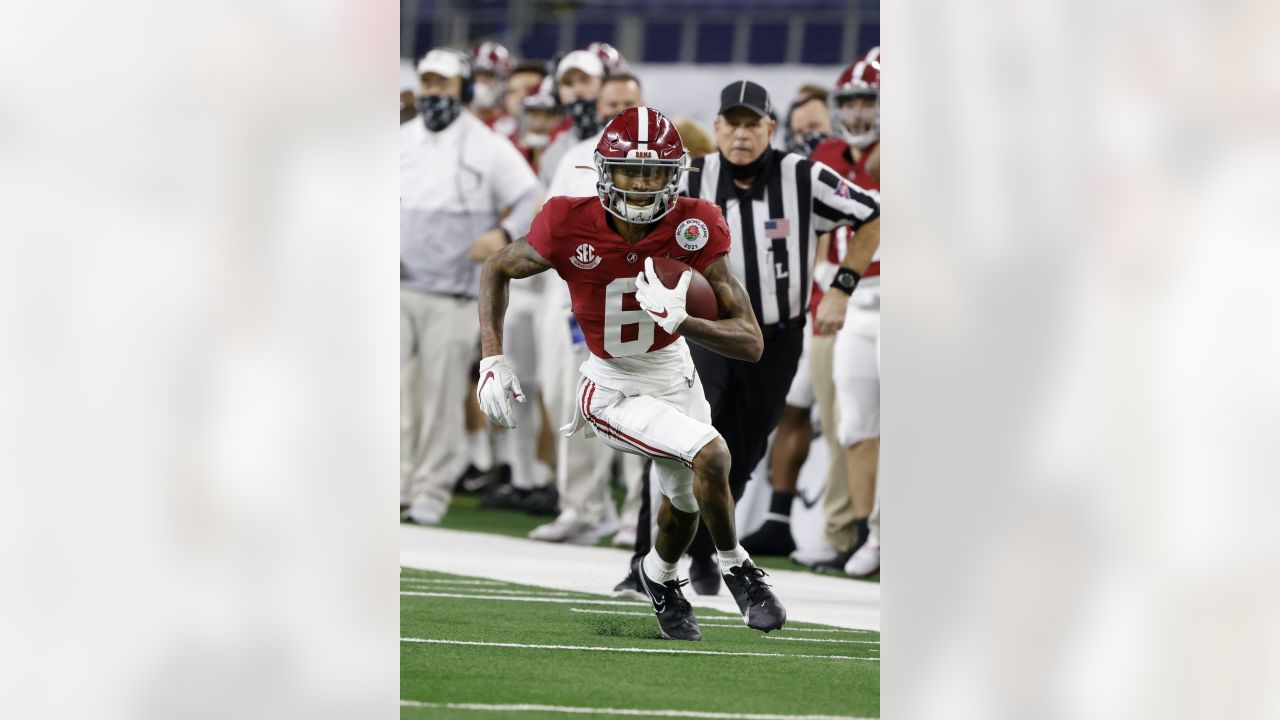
[759, 317, 807, 341]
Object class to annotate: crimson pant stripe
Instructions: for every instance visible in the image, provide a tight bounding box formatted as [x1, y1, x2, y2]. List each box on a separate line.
[583, 381, 689, 466]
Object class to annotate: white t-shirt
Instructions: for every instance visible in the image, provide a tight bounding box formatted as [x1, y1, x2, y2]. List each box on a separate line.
[545, 131, 604, 201]
[400, 112, 538, 297]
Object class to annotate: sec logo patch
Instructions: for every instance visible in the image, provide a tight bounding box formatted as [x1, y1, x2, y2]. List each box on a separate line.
[570, 243, 602, 270]
[675, 219, 709, 252]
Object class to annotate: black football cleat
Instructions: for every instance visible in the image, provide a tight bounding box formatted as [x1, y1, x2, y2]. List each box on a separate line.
[478, 482, 528, 510]
[452, 464, 486, 494]
[687, 553, 721, 596]
[812, 547, 856, 576]
[460, 463, 510, 496]
[634, 556, 702, 641]
[521, 486, 560, 516]
[611, 562, 646, 601]
[740, 520, 797, 557]
[723, 560, 787, 632]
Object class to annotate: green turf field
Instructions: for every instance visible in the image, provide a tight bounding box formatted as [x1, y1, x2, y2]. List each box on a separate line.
[401, 567, 880, 719]
[433, 493, 879, 581]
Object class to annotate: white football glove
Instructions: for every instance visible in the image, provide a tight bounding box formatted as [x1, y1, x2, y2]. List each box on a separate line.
[476, 355, 525, 428]
[634, 257, 691, 334]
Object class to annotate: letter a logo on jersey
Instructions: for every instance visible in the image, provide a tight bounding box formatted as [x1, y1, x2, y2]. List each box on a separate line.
[571, 242, 602, 270]
[675, 219, 709, 252]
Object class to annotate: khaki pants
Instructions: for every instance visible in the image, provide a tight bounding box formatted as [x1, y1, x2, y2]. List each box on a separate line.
[401, 289, 478, 510]
[811, 333, 855, 551]
[539, 284, 618, 526]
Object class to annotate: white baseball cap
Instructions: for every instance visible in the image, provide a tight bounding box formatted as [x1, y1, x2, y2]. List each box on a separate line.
[417, 49, 468, 78]
[555, 50, 604, 81]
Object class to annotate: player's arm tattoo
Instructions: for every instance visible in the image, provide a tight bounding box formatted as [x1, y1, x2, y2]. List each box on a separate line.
[479, 239, 552, 357]
[678, 256, 764, 363]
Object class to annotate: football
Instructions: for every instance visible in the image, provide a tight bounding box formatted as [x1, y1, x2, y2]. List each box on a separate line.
[649, 256, 719, 321]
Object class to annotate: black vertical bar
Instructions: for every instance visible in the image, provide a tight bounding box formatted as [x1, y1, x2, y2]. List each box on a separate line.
[687, 156, 704, 199]
[738, 197, 764, 326]
[796, 159, 813, 314]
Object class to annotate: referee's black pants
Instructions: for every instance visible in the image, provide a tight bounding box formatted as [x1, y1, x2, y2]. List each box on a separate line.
[631, 322, 805, 567]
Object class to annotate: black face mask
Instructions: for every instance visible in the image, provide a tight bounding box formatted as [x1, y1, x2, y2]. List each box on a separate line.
[416, 95, 463, 132]
[569, 98, 601, 138]
[786, 131, 830, 158]
[724, 146, 774, 181]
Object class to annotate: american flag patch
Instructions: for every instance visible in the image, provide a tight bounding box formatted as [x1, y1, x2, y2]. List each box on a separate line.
[763, 218, 791, 239]
[835, 181, 854, 199]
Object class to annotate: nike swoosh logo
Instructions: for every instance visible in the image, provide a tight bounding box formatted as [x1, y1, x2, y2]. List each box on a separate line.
[641, 575, 665, 612]
[796, 489, 820, 509]
[478, 370, 495, 393]
[652, 308, 669, 318]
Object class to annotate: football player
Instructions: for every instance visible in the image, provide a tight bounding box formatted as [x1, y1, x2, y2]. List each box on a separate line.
[470, 41, 514, 133]
[809, 47, 882, 577]
[477, 107, 786, 640]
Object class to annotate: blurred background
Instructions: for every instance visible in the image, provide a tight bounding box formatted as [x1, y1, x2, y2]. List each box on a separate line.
[402, 0, 876, 63]
[2, 0, 1279, 717]
[400, 0, 878, 129]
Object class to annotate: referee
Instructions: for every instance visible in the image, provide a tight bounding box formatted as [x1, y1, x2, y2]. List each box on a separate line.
[615, 80, 882, 597]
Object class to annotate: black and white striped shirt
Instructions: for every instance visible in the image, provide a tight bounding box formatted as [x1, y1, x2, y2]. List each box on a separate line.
[681, 150, 879, 328]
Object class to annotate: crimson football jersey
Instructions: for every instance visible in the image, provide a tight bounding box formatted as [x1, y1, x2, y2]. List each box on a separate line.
[810, 138, 880, 334]
[813, 138, 879, 194]
[526, 195, 731, 360]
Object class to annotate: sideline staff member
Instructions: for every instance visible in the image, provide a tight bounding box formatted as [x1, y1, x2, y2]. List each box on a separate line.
[400, 47, 540, 525]
[676, 80, 880, 594]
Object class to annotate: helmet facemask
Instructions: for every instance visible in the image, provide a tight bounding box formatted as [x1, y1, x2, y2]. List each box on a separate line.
[832, 91, 879, 149]
[595, 154, 685, 224]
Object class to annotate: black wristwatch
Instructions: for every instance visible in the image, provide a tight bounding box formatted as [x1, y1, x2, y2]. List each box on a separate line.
[830, 266, 861, 295]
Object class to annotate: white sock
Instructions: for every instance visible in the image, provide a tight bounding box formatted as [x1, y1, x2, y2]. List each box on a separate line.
[642, 550, 678, 584]
[468, 431, 492, 471]
[717, 545, 750, 575]
[491, 429, 511, 465]
[532, 460, 552, 487]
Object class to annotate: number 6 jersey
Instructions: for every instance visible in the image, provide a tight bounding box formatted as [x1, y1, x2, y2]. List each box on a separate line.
[526, 195, 730, 386]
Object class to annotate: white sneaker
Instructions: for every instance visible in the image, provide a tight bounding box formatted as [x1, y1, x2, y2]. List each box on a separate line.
[406, 499, 445, 526]
[790, 542, 839, 568]
[844, 541, 880, 577]
[528, 519, 586, 543]
[611, 524, 637, 548]
[573, 518, 620, 546]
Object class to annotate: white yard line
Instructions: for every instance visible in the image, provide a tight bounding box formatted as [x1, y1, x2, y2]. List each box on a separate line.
[399, 700, 873, 720]
[765, 636, 879, 645]
[697, 625, 875, 637]
[399, 578, 506, 586]
[400, 582, 579, 597]
[569, 608, 693, 618]
[566, 608, 878, 635]
[401, 591, 648, 607]
[401, 637, 879, 662]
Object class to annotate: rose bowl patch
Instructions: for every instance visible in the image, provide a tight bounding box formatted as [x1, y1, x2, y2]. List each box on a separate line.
[674, 218, 709, 252]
